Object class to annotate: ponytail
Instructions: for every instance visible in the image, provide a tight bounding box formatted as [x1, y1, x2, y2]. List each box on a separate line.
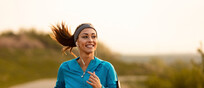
[50, 22, 96, 58]
[50, 22, 77, 57]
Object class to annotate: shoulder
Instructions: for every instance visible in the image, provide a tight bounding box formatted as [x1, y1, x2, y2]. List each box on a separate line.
[99, 60, 117, 80]
[62, 58, 76, 64]
[59, 58, 77, 70]
[98, 59, 115, 70]
[101, 61, 113, 67]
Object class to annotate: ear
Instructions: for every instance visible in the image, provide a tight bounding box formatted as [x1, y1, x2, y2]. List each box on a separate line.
[76, 42, 78, 47]
[76, 42, 78, 46]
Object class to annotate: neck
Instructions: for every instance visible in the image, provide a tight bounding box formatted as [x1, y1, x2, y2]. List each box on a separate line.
[79, 52, 94, 66]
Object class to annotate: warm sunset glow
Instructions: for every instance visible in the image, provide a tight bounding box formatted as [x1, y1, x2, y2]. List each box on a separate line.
[0, 0, 204, 55]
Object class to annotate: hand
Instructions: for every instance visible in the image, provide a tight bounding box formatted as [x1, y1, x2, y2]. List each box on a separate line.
[87, 71, 102, 88]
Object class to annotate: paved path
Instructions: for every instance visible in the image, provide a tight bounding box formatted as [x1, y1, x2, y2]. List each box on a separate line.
[10, 79, 56, 88]
[10, 76, 145, 88]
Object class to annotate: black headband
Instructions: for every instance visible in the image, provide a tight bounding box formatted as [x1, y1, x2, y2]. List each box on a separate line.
[74, 24, 96, 43]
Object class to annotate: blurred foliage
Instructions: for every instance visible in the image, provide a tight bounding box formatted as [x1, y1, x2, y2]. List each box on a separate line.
[0, 28, 138, 88]
[0, 48, 68, 88]
[143, 42, 204, 88]
[143, 57, 204, 88]
[1, 28, 204, 88]
[197, 41, 204, 72]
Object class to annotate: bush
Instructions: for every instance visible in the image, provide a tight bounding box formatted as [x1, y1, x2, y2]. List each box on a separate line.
[145, 60, 204, 88]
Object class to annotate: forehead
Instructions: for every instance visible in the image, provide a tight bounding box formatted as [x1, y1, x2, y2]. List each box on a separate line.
[79, 28, 96, 35]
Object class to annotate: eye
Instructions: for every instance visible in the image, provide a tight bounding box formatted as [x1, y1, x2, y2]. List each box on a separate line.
[92, 36, 97, 39]
[82, 36, 88, 38]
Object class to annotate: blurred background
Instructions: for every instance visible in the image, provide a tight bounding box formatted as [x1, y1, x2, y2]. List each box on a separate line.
[0, 0, 204, 88]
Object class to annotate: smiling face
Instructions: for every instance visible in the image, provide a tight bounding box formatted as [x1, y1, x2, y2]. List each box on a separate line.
[76, 28, 97, 54]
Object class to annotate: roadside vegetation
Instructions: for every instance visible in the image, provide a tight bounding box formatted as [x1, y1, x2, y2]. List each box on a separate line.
[0, 29, 137, 88]
[0, 28, 203, 88]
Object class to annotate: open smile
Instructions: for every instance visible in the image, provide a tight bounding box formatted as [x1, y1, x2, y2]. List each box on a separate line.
[85, 44, 94, 48]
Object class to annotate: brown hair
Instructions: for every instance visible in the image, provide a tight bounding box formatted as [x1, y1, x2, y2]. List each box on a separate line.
[50, 22, 96, 58]
[50, 22, 77, 57]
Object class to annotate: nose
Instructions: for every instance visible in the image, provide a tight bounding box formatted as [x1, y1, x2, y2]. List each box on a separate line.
[88, 37, 93, 42]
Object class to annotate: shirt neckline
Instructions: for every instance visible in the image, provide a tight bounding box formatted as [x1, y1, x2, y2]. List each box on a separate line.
[74, 56, 96, 73]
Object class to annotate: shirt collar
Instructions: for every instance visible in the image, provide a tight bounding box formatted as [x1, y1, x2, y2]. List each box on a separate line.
[68, 56, 103, 72]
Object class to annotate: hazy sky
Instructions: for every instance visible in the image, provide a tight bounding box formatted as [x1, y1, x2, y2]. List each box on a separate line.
[0, 0, 204, 55]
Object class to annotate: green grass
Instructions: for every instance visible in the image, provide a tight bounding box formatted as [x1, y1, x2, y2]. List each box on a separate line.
[144, 59, 204, 88]
[0, 47, 138, 88]
[0, 29, 145, 88]
[0, 48, 70, 88]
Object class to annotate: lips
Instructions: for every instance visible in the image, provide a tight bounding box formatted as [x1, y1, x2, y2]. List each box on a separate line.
[85, 44, 94, 48]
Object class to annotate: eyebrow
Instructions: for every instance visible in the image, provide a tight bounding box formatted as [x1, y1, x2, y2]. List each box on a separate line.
[81, 33, 96, 35]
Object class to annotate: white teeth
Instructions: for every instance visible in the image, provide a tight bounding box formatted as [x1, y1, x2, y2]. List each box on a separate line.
[86, 45, 94, 48]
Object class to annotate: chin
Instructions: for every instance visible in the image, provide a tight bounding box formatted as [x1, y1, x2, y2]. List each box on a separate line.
[86, 51, 94, 54]
[85, 49, 95, 54]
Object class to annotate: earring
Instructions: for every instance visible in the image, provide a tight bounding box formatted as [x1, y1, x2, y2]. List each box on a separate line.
[76, 42, 78, 47]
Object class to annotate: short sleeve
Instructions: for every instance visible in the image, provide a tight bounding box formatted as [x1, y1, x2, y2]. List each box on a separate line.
[106, 62, 118, 88]
[54, 63, 65, 88]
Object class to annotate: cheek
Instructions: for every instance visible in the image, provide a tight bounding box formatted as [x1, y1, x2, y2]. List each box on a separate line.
[94, 41, 98, 48]
[77, 40, 85, 47]
[80, 42, 86, 47]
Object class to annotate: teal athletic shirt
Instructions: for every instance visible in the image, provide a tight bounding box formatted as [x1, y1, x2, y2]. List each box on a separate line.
[54, 56, 118, 88]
